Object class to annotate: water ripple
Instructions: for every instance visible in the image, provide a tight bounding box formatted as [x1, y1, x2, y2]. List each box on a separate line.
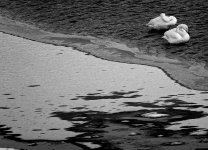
[0, 0, 208, 63]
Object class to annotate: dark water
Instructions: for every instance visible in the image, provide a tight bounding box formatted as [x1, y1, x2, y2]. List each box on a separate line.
[0, 0, 208, 62]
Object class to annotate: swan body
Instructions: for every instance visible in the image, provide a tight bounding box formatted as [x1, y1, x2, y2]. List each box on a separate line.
[162, 24, 190, 44]
[146, 13, 177, 30]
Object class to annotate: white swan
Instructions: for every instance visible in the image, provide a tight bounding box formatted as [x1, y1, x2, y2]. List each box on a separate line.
[146, 13, 177, 30]
[162, 24, 190, 44]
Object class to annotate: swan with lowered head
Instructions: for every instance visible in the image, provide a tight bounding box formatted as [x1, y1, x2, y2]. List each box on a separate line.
[146, 13, 177, 30]
[162, 24, 190, 44]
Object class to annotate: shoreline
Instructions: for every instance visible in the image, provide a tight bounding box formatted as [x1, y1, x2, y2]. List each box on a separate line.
[0, 17, 208, 150]
[0, 15, 208, 91]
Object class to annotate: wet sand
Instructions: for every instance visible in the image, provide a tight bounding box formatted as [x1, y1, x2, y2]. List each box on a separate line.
[0, 15, 208, 91]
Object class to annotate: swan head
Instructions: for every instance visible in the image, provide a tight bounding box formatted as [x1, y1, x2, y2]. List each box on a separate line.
[177, 24, 188, 32]
[169, 16, 177, 24]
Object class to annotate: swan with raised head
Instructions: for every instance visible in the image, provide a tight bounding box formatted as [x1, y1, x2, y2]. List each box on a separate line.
[146, 13, 177, 30]
[162, 24, 190, 44]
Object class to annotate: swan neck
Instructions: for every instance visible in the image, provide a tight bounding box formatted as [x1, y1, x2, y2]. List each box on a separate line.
[160, 14, 170, 22]
[176, 28, 188, 38]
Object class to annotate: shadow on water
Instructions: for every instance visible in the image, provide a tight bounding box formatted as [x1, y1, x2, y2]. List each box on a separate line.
[48, 90, 208, 149]
[70, 90, 142, 101]
[50, 105, 207, 149]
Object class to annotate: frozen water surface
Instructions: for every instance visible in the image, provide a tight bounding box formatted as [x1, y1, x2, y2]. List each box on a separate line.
[0, 32, 208, 140]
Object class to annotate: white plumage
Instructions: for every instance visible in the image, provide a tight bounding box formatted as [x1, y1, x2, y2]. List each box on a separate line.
[146, 13, 177, 30]
[162, 24, 190, 44]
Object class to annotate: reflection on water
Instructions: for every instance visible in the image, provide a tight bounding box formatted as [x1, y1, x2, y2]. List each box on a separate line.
[0, 32, 208, 141]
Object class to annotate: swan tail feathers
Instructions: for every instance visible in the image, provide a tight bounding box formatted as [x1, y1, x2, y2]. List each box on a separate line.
[146, 23, 152, 27]
[146, 20, 155, 27]
[162, 35, 167, 39]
